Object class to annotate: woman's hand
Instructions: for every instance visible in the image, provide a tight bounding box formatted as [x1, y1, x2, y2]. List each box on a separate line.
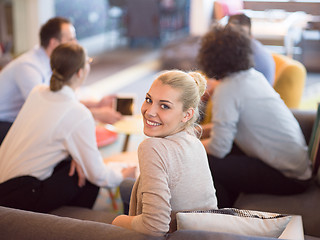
[90, 106, 123, 124]
[81, 95, 116, 109]
[81, 95, 121, 124]
[69, 160, 86, 187]
[98, 95, 116, 108]
[121, 166, 137, 179]
[112, 215, 135, 229]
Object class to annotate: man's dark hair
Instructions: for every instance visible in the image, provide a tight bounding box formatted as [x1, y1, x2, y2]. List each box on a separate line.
[40, 17, 71, 48]
[227, 13, 251, 35]
[197, 24, 254, 80]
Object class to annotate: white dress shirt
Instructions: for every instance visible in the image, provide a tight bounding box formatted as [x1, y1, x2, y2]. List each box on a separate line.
[0, 46, 52, 122]
[0, 85, 123, 188]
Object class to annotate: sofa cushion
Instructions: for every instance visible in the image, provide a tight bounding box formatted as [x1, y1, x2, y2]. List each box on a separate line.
[0, 206, 280, 240]
[168, 230, 278, 240]
[0, 206, 162, 240]
[234, 183, 320, 237]
[176, 208, 291, 238]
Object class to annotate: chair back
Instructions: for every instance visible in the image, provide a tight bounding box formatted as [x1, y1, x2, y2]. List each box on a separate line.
[272, 53, 306, 109]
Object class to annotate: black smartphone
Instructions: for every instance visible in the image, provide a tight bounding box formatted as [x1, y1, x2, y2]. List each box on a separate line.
[114, 95, 135, 116]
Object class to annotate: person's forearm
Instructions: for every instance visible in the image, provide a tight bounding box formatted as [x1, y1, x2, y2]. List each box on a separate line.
[112, 215, 135, 230]
[88, 106, 122, 124]
[80, 100, 99, 109]
[89, 107, 100, 120]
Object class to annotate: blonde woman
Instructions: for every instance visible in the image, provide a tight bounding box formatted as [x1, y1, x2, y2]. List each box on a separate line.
[112, 70, 217, 236]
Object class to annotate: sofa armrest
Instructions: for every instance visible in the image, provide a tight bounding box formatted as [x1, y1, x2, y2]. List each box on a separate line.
[0, 206, 161, 240]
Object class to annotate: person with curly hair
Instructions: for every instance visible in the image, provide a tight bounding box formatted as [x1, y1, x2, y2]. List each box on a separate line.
[198, 24, 312, 208]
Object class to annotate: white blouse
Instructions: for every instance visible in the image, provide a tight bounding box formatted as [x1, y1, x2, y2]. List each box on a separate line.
[0, 85, 122, 188]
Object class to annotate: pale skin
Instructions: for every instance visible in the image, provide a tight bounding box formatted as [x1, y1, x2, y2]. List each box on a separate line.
[200, 78, 220, 140]
[112, 78, 194, 230]
[201, 78, 220, 103]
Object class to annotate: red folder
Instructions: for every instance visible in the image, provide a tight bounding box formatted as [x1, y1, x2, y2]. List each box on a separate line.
[95, 126, 118, 148]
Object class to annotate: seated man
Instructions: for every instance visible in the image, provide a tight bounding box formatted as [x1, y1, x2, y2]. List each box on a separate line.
[198, 23, 312, 208]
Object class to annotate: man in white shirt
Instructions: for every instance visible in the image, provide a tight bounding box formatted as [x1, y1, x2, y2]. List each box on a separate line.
[0, 17, 121, 144]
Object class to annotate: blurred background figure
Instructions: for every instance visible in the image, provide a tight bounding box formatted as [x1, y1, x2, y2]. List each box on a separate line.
[126, 0, 161, 48]
[227, 13, 275, 85]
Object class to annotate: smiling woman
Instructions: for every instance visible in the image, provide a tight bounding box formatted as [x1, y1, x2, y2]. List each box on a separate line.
[112, 69, 218, 236]
[141, 80, 190, 138]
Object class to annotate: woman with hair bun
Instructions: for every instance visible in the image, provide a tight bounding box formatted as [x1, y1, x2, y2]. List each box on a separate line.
[0, 43, 136, 213]
[112, 70, 218, 236]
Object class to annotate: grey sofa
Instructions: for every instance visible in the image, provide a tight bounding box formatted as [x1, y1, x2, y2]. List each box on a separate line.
[0, 110, 319, 240]
[0, 205, 286, 240]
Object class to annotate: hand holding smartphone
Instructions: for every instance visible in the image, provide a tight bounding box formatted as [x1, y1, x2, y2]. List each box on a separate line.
[113, 94, 136, 116]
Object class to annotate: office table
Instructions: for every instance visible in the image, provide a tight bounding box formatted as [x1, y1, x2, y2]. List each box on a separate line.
[244, 10, 311, 57]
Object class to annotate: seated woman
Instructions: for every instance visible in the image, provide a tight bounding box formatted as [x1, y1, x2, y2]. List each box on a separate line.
[198, 24, 312, 208]
[0, 43, 135, 213]
[112, 70, 218, 236]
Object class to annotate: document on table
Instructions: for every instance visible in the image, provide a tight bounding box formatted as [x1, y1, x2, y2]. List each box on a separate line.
[105, 161, 140, 179]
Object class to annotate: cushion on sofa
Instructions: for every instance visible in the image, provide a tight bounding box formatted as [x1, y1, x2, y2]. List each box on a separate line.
[176, 208, 292, 239]
[234, 183, 320, 238]
[0, 206, 162, 240]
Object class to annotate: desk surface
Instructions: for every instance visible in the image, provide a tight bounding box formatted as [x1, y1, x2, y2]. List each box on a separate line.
[99, 115, 145, 157]
[112, 114, 144, 135]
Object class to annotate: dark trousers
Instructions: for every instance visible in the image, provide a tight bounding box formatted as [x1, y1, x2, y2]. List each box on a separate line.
[208, 149, 311, 208]
[0, 121, 12, 145]
[119, 178, 135, 215]
[0, 158, 99, 213]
